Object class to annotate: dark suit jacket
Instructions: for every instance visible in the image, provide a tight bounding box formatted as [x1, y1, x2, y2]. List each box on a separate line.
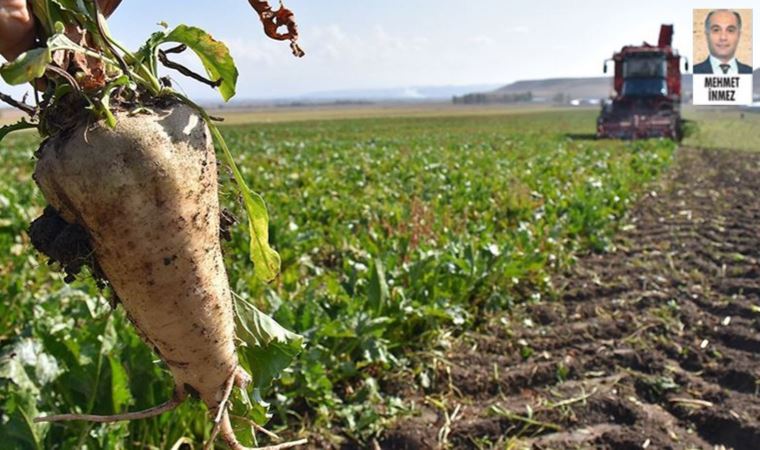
[693, 58, 753, 74]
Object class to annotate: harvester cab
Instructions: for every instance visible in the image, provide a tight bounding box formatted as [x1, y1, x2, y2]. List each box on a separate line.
[597, 25, 687, 140]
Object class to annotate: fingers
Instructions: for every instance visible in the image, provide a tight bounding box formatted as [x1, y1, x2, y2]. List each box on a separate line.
[0, 0, 121, 62]
[97, 0, 123, 18]
[0, 0, 36, 60]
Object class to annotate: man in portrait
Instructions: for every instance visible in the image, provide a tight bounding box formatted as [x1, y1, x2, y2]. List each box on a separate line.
[694, 9, 752, 74]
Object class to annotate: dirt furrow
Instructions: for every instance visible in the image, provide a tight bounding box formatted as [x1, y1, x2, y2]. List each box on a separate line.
[381, 148, 760, 450]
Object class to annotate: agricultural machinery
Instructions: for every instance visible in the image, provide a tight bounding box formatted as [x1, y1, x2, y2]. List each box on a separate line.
[597, 24, 687, 140]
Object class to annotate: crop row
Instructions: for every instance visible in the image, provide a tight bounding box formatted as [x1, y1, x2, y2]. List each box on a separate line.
[0, 110, 675, 448]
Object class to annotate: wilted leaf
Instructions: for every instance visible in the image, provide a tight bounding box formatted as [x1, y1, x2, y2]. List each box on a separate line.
[209, 124, 280, 281]
[164, 25, 239, 101]
[242, 190, 281, 282]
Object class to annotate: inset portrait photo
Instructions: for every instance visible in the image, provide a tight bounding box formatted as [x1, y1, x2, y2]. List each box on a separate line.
[693, 9, 752, 74]
[693, 9, 753, 105]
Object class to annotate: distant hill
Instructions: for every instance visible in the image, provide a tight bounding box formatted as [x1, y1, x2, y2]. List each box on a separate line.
[492, 77, 612, 100]
[296, 84, 502, 102]
[468, 68, 760, 103]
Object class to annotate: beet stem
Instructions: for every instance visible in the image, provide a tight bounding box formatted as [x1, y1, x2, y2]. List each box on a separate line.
[0, 90, 36, 115]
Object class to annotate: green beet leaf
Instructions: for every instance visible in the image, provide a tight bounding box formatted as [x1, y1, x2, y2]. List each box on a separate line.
[234, 296, 303, 393]
[367, 259, 390, 314]
[108, 356, 132, 413]
[0, 33, 106, 86]
[0, 342, 56, 450]
[165, 25, 239, 101]
[51, 0, 92, 19]
[0, 48, 51, 85]
[31, 0, 64, 35]
[0, 391, 48, 450]
[0, 120, 38, 145]
[208, 122, 281, 282]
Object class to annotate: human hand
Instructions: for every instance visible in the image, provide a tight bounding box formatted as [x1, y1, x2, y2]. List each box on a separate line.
[0, 0, 122, 61]
[0, 0, 35, 61]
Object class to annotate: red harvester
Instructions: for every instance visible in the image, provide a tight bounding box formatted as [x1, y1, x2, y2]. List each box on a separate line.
[597, 24, 687, 140]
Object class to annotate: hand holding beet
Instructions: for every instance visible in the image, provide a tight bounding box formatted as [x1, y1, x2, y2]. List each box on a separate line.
[1, 1, 305, 448]
[0, 0, 36, 60]
[0, 0, 121, 60]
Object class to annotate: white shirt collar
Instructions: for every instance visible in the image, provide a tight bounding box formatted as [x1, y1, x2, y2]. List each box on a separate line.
[709, 55, 738, 74]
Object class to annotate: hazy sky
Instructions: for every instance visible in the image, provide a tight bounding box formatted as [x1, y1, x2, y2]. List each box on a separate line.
[1, 1, 758, 101]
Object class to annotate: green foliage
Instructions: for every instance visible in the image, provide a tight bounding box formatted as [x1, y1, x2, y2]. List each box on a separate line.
[234, 296, 304, 393]
[134, 25, 239, 101]
[0, 120, 38, 144]
[0, 32, 110, 86]
[217, 110, 675, 440]
[0, 9, 287, 442]
[31, 0, 64, 34]
[0, 47, 51, 85]
[209, 123, 281, 282]
[5, 0, 278, 284]
[0, 110, 675, 447]
[682, 108, 760, 152]
[165, 25, 238, 101]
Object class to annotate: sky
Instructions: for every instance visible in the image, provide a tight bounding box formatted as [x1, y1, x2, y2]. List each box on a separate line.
[1, 0, 759, 101]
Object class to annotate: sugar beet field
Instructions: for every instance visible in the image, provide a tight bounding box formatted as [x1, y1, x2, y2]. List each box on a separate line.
[1, 108, 759, 449]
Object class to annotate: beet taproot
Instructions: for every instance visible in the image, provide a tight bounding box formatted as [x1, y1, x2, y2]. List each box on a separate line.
[31, 104, 301, 449]
[1, 1, 308, 447]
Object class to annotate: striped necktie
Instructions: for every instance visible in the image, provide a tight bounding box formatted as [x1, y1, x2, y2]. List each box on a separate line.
[719, 64, 730, 74]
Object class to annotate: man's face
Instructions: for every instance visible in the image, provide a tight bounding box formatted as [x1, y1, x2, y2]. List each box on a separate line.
[707, 11, 741, 62]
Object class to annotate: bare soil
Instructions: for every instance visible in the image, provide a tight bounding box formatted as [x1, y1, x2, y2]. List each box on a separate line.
[381, 148, 760, 449]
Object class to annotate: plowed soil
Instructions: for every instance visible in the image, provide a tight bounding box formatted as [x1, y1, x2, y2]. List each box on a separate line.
[381, 148, 760, 450]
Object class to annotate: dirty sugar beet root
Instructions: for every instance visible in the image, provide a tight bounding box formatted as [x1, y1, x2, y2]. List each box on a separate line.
[0, 1, 305, 449]
[32, 104, 255, 447]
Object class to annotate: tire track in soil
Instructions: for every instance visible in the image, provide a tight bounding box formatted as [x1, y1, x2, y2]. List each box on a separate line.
[381, 148, 760, 450]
